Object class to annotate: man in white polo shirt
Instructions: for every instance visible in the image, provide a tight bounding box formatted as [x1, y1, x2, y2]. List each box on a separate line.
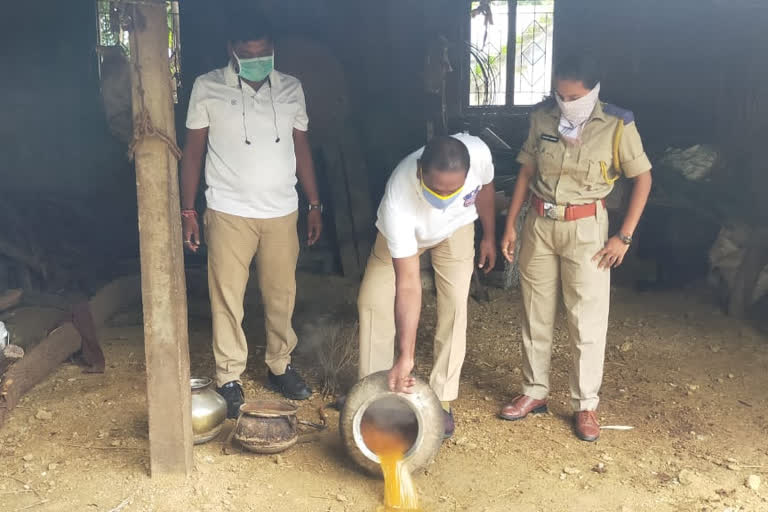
[357, 134, 496, 438]
[179, 13, 322, 417]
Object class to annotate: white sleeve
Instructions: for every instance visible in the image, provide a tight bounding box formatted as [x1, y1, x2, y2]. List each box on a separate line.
[293, 83, 309, 131]
[376, 197, 418, 259]
[185, 77, 209, 129]
[477, 140, 495, 185]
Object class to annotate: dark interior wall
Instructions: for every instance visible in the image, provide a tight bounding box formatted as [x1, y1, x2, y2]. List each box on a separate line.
[178, 0, 439, 202]
[550, 0, 768, 227]
[0, 0, 141, 288]
[3, 0, 764, 202]
[1, 0, 765, 278]
[0, 0, 134, 199]
[553, 0, 768, 153]
[445, 0, 768, 158]
[186, 1, 757, 191]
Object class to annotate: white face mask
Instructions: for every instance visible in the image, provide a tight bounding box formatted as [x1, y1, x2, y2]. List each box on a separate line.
[555, 82, 600, 141]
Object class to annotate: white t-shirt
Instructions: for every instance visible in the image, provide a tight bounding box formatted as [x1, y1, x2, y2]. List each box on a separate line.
[186, 64, 309, 219]
[376, 133, 495, 259]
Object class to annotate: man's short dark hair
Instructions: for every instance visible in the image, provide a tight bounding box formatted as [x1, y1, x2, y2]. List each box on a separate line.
[421, 136, 471, 173]
[227, 9, 274, 45]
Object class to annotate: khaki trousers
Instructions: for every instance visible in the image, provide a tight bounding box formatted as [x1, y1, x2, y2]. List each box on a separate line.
[518, 204, 610, 411]
[205, 209, 299, 387]
[357, 223, 475, 401]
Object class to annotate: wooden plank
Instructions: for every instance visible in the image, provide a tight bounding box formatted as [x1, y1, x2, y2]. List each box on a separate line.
[2, 307, 69, 351]
[0, 324, 80, 427]
[338, 127, 375, 275]
[322, 143, 361, 278]
[89, 275, 141, 327]
[0, 345, 24, 377]
[128, 3, 193, 477]
[0, 289, 22, 312]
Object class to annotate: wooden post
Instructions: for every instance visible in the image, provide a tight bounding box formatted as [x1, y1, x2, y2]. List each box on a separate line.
[128, 1, 193, 476]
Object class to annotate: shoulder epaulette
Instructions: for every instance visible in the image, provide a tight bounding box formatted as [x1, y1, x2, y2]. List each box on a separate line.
[602, 103, 635, 125]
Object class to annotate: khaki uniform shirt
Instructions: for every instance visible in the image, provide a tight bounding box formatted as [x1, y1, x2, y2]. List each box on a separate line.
[517, 101, 652, 205]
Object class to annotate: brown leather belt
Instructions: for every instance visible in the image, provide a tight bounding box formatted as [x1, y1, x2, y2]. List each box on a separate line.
[531, 195, 605, 221]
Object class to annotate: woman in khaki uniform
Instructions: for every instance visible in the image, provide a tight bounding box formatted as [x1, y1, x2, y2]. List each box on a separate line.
[499, 56, 653, 441]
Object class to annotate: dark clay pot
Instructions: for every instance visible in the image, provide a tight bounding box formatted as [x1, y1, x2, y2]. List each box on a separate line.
[233, 400, 298, 454]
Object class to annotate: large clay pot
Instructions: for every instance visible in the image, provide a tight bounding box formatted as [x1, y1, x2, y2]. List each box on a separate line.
[190, 377, 227, 445]
[340, 371, 444, 477]
[233, 400, 299, 454]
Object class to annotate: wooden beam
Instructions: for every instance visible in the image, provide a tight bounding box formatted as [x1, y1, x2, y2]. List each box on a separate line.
[0, 345, 24, 378]
[338, 127, 374, 274]
[0, 289, 22, 312]
[128, 2, 193, 477]
[321, 143, 361, 278]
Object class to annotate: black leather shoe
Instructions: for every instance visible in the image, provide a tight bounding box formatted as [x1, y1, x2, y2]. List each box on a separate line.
[216, 381, 244, 419]
[267, 364, 312, 400]
[443, 409, 455, 439]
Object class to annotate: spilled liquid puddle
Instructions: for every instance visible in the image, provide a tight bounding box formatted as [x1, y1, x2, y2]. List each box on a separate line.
[361, 401, 422, 512]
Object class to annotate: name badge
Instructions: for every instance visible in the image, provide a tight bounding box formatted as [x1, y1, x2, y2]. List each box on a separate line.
[540, 134, 559, 143]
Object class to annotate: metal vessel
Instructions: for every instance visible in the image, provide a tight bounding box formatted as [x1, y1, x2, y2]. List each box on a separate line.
[190, 377, 227, 445]
[340, 371, 444, 476]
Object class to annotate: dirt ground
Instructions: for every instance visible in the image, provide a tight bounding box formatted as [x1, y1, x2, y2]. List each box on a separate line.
[1, 272, 767, 512]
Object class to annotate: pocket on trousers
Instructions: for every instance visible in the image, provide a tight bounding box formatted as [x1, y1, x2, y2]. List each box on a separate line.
[574, 216, 601, 247]
[574, 206, 609, 247]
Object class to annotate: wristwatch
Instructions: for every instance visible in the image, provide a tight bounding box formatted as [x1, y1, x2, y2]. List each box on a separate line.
[617, 232, 632, 245]
[308, 202, 323, 213]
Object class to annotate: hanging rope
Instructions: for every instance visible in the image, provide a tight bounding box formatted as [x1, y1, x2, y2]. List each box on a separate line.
[127, 109, 182, 162]
[125, 3, 182, 162]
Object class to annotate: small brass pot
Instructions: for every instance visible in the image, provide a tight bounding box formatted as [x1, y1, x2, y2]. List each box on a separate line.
[233, 400, 298, 454]
[190, 377, 227, 445]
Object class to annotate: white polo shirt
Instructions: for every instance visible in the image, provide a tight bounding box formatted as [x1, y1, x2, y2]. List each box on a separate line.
[186, 63, 309, 219]
[376, 133, 495, 259]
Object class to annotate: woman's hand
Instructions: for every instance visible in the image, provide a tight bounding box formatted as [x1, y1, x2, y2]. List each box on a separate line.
[593, 236, 630, 269]
[500, 228, 518, 263]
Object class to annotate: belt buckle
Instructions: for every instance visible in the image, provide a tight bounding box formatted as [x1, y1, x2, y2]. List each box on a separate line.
[543, 202, 559, 220]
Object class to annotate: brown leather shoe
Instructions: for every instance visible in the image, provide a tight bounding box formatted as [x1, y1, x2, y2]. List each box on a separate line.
[499, 395, 548, 421]
[574, 411, 600, 442]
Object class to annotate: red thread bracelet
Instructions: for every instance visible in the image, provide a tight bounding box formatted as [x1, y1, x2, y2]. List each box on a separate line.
[181, 209, 198, 219]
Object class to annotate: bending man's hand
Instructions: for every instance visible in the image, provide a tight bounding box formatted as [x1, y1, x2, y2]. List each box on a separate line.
[387, 356, 415, 394]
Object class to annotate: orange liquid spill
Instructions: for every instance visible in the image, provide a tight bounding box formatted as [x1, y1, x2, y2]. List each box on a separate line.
[361, 419, 421, 511]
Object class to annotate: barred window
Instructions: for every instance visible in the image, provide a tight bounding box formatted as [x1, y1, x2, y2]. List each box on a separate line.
[468, 0, 555, 107]
[95, 0, 183, 103]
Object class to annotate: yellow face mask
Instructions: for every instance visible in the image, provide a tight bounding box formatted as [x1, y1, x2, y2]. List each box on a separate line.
[419, 170, 463, 210]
